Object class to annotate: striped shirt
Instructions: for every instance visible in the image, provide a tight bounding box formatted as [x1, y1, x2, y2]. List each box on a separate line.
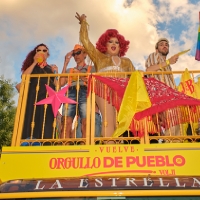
[145, 52, 175, 88]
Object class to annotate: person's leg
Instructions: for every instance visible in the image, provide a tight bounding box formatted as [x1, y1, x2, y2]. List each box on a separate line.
[95, 112, 102, 137]
[55, 112, 62, 139]
[61, 88, 76, 138]
[94, 103, 102, 137]
[81, 118, 86, 138]
[79, 102, 86, 138]
[75, 116, 82, 138]
[95, 95, 116, 137]
[79, 86, 87, 139]
[60, 116, 73, 138]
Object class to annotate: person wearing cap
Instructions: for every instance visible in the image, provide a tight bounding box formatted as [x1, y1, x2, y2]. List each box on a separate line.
[60, 44, 96, 140]
[145, 38, 180, 138]
[145, 38, 179, 88]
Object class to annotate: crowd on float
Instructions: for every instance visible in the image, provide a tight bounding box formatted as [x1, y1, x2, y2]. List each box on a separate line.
[16, 13, 180, 141]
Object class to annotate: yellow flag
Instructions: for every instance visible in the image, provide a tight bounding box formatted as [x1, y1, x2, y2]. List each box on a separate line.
[177, 68, 200, 137]
[112, 71, 151, 137]
[195, 77, 200, 99]
[178, 68, 200, 98]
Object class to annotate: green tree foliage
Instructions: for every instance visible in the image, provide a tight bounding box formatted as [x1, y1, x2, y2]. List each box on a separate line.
[0, 76, 16, 150]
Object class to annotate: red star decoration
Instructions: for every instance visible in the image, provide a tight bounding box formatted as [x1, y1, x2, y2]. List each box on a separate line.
[36, 84, 77, 117]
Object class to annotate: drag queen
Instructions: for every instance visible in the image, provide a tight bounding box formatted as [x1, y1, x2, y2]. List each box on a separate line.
[76, 13, 135, 139]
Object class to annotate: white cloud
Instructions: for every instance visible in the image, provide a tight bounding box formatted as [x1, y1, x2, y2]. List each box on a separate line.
[0, 0, 199, 83]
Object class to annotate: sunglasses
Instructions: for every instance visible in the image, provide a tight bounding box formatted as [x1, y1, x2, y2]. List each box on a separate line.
[36, 49, 48, 53]
[72, 50, 82, 57]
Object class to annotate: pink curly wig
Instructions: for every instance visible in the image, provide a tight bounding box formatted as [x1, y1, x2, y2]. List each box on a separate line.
[96, 29, 130, 57]
[21, 44, 49, 72]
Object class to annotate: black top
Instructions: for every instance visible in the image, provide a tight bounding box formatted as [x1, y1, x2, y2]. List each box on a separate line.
[22, 65, 55, 140]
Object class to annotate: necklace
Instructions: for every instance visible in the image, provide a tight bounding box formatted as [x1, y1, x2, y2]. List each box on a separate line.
[75, 63, 86, 72]
[111, 56, 121, 67]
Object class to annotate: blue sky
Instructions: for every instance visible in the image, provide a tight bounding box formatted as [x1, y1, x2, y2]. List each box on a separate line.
[0, 0, 200, 101]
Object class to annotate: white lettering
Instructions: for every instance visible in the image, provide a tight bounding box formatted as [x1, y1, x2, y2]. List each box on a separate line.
[192, 178, 200, 187]
[108, 178, 119, 187]
[174, 178, 185, 187]
[143, 178, 153, 187]
[95, 178, 103, 187]
[34, 180, 45, 190]
[125, 178, 137, 187]
[78, 179, 89, 188]
[49, 180, 63, 189]
[159, 178, 169, 187]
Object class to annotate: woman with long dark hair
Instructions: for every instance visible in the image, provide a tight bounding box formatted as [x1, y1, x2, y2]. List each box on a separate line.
[21, 44, 58, 140]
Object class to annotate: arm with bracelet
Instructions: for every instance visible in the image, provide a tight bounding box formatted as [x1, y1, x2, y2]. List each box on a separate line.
[159, 59, 170, 70]
[163, 49, 190, 67]
[146, 52, 170, 72]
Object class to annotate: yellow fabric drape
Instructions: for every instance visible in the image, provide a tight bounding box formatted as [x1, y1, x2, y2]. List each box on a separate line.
[112, 71, 151, 137]
[177, 68, 200, 136]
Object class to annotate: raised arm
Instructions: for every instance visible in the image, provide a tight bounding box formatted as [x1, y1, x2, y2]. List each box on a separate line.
[75, 12, 102, 70]
[17, 54, 39, 92]
[146, 52, 179, 72]
[22, 53, 42, 75]
[22, 62, 37, 75]
[60, 51, 73, 87]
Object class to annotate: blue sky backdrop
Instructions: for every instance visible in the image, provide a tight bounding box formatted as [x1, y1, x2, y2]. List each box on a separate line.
[0, 0, 200, 101]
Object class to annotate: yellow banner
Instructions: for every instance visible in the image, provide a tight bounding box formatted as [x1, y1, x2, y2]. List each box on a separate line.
[1, 144, 200, 183]
[177, 68, 200, 99]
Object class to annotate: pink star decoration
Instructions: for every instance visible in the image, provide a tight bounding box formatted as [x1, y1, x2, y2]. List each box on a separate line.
[36, 84, 77, 117]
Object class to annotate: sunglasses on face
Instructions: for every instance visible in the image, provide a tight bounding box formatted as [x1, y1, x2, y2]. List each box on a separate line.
[36, 49, 48, 53]
[72, 50, 82, 57]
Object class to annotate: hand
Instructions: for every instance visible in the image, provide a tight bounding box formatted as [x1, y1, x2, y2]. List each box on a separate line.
[51, 64, 58, 73]
[64, 51, 73, 63]
[73, 68, 79, 73]
[75, 12, 86, 24]
[80, 76, 88, 82]
[169, 54, 179, 65]
[33, 53, 41, 64]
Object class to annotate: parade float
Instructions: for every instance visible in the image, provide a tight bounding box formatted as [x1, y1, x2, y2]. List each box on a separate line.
[0, 69, 200, 200]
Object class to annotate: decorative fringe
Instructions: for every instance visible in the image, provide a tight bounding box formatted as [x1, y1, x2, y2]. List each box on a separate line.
[92, 75, 200, 136]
